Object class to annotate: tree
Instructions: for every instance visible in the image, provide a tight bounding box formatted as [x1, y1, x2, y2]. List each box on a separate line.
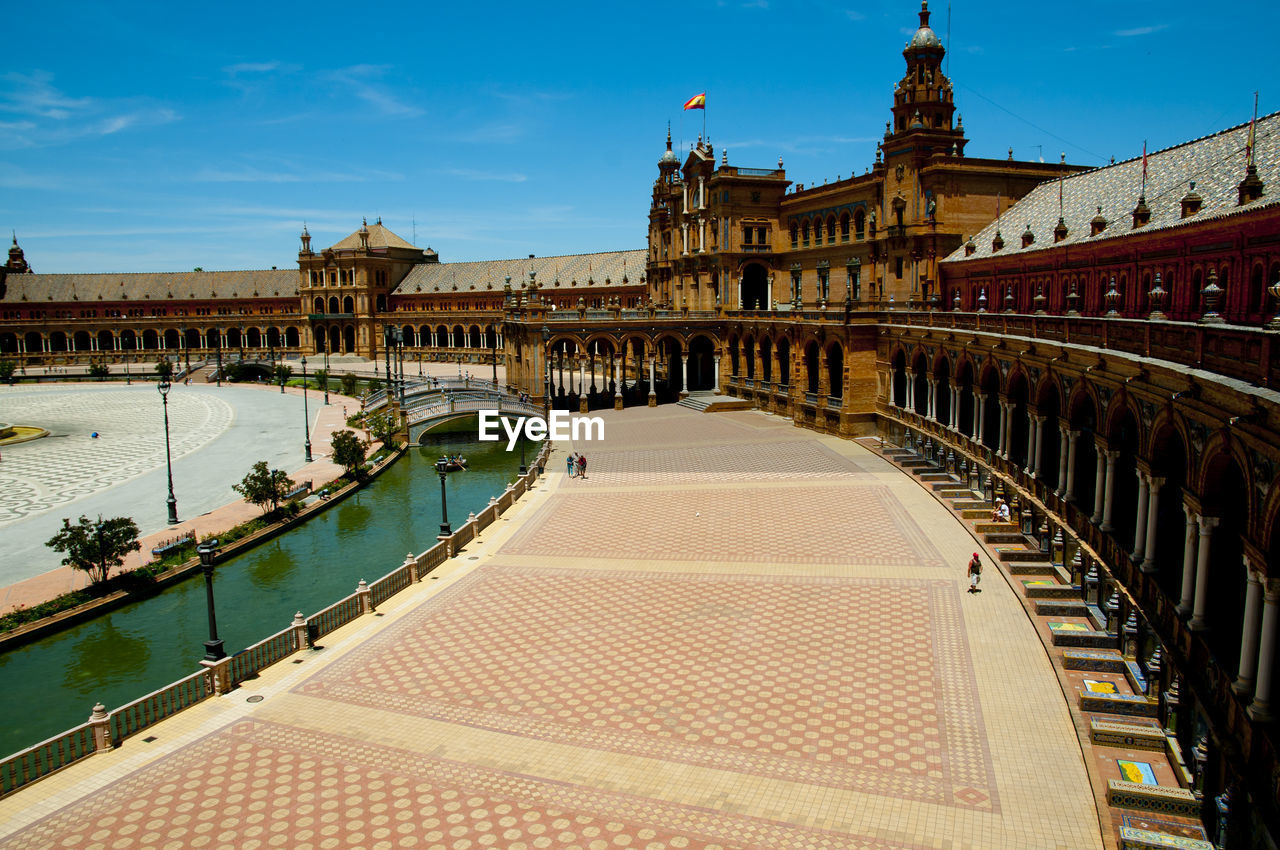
[232, 461, 295, 515]
[340, 372, 358, 396]
[274, 364, 292, 392]
[314, 368, 329, 393]
[88, 362, 110, 381]
[154, 360, 174, 381]
[366, 377, 382, 394]
[46, 515, 141, 585]
[331, 429, 368, 479]
[367, 410, 400, 449]
[0, 360, 16, 385]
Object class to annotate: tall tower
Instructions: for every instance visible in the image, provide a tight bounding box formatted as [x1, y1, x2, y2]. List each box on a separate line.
[888, 1, 966, 156]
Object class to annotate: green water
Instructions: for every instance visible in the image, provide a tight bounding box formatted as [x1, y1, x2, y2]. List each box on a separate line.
[0, 437, 535, 757]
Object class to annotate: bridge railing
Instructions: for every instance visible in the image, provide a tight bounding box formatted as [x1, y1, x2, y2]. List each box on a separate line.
[0, 439, 556, 799]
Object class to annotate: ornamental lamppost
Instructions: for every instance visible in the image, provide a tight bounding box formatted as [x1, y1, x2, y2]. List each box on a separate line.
[158, 379, 179, 525]
[197, 540, 225, 661]
[321, 337, 330, 405]
[541, 326, 551, 420]
[435, 457, 451, 536]
[490, 330, 499, 387]
[301, 356, 313, 463]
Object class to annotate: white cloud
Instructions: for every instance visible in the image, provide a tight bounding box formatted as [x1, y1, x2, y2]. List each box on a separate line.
[0, 71, 178, 150]
[444, 168, 528, 183]
[328, 65, 423, 118]
[1115, 24, 1168, 37]
[223, 61, 284, 75]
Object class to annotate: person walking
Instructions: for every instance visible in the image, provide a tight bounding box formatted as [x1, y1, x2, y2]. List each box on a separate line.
[576, 454, 587, 479]
[566, 453, 577, 477]
[967, 553, 983, 593]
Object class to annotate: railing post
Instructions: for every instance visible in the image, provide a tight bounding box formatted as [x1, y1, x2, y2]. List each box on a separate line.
[291, 611, 308, 650]
[356, 579, 373, 614]
[88, 703, 112, 752]
[200, 656, 233, 695]
[405, 553, 419, 583]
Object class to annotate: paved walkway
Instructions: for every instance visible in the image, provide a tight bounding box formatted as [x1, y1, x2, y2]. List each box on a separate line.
[0, 383, 365, 610]
[0, 407, 1104, 849]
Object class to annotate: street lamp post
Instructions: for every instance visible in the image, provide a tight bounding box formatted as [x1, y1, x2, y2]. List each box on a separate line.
[322, 340, 330, 405]
[215, 328, 222, 387]
[435, 457, 451, 536]
[301, 356, 313, 463]
[197, 540, 225, 661]
[158, 379, 179, 525]
[541, 326, 551, 420]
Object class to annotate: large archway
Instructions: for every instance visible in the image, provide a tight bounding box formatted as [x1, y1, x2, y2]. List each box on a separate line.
[891, 349, 907, 408]
[1069, 391, 1100, 515]
[1200, 450, 1248, 673]
[741, 263, 769, 311]
[688, 335, 716, 392]
[1149, 421, 1189, 600]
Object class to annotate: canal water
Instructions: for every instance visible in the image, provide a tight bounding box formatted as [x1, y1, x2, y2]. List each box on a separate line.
[0, 436, 533, 757]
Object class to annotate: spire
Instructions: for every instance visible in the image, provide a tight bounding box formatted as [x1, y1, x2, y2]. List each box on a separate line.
[300, 222, 312, 254]
[919, 0, 930, 28]
[6, 231, 30, 273]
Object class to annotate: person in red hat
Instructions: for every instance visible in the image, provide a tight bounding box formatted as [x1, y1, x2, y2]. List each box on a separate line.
[967, 553, 983, 593]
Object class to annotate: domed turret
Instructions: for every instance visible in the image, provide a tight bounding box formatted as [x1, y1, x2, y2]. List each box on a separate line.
[659, 125, 679, 168]
[6, 232, 30, 273]
[907, 1, 943, 50]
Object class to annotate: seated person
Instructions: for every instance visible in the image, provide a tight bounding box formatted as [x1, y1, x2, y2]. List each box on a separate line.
[992, 498, 1011, 522]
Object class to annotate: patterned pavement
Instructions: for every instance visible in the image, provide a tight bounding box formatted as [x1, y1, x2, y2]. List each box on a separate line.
[0, 405, 1104, 849]
[0, 388, 232, 523]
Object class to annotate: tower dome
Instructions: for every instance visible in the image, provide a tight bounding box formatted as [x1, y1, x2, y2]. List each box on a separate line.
[907, 1, 943, 50]
[659, 126, 679, 168]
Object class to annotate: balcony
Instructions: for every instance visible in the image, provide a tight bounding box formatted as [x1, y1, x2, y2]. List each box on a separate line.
[307, 313, 355, 321]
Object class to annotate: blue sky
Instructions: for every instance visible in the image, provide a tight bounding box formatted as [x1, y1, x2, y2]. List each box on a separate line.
[2, 1, 1276, 273]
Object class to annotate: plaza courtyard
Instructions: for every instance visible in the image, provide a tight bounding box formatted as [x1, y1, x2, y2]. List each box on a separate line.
[0, 405, 1103, 848]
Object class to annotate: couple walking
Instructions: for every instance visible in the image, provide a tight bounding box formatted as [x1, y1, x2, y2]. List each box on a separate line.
[566, 452, 588, 479]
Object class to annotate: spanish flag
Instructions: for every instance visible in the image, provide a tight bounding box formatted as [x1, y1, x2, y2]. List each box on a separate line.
[683, 92, 706, 111]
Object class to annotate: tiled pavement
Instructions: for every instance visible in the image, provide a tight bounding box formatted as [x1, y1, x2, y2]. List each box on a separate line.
[0, 406, 1105, 849]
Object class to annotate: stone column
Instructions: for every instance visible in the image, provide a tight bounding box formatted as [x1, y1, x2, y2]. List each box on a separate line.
[713, 355, 721, 394]
[993, 399, 1003, 455]
[1099, 450, 1121, 531]
[926, 377, 937, 420]
[1234, 563, 1265, 697]
[1177, 502, 1199, 616]
[1056, 425, 1071, 497]
[1025, 413, 1039, 476]
[1132, 470, 1151, 562]
[950, 387, 959, 429]
[681, 353, 690, 397]
[1140, 477, 1164, 573]
[1188, 516, 1219, 630]
[1032, 416, 1046, 477]
[648, 356, 657, 407]
[613, 356, 622, 410]
[1247, 581, 1280, 722]
[578, 357, 586, 395]
[975, 393, 986, 443]
[1091, 445, 1108, 524]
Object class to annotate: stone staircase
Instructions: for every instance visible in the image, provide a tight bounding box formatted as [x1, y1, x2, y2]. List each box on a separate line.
[676, 392, 753, 413]
[862, 435, 1212, 850]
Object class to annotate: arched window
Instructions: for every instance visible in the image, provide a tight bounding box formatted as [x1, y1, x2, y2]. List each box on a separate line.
[854, 209, 865, 240]
[790, 224, 798, 248]
[826, 216, 836, 245]
[840, 213, 850, 241]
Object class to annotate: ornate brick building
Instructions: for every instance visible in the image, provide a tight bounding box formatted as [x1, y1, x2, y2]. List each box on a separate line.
[3, 1, 1280, 842]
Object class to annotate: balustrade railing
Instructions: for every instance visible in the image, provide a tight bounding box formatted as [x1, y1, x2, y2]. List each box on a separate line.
[0, 441, 555, 799]
[0, 723, 96, 795]
[230, 628, 299, 686]
[109, 669, 211, 744]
